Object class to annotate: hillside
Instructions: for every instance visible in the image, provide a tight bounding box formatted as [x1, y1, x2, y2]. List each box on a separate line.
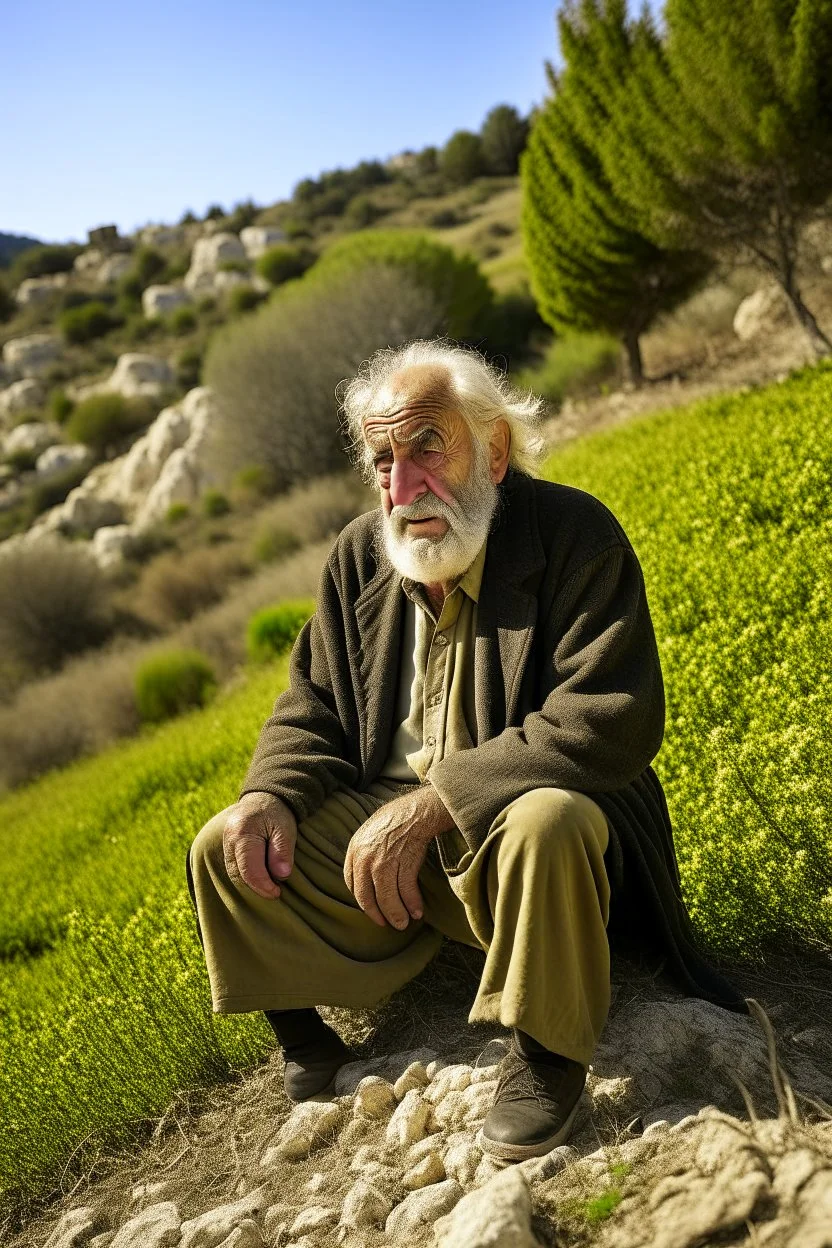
[2, 364, 831, 1245]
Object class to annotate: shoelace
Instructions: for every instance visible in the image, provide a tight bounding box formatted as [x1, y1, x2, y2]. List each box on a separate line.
[493, 1047, 571, 1111]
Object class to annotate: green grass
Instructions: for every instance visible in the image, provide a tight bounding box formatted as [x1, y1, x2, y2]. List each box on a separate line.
[1, 362, 831, 1218]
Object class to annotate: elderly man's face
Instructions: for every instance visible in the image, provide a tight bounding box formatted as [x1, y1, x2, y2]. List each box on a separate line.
[362, 364, 509, 586]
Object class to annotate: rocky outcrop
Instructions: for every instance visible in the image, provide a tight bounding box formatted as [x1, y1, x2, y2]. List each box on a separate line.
[15, 274, 68, 306]
[98, 254, 134, 285]
[240, 226, 286, 259]
[184, 234, 248, 294]
[3, 420, 63, 459]
[35, 443, 95, 479]
[142, 286, 192, 319]
[0, 378, 44, 422]
[2, 333, 63, 380]
[733, 284, 793, 341]
[73, 353, 175, 402]
[141, 225, 186, 249]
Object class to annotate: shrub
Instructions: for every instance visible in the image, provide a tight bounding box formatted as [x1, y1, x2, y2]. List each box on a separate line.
[49, 389, 75, 423]
[205, 262, 447, 493]
[0, 279, 16, 321]
[175, 345, 203, 390]
[134, 649, 217, 723]
[480, 104, 530, 175]
[255, 244, 314, 287]
[202, 489, 230, 517]
[5, 448, 38, 473]
[0, 539, 113, 674]
[440, 130, 486, 185]
[165, 502, 190, 524]
[227, 285, 267, 316]
[516, 332, 621, 406]
[11, 243, 80, 283]
[168, 305, 196, 335]
[426, 208, 462, 229]
[307, 229, 492, 340]
[344, 194, 384, 229]
[130, 246, 167, 288]
[134, 546, 244, 625]
[252, 525, 301, 564]
[65, 393, 154, 454]
[59, 301, 121, 344]
[246, 599, 315, 662]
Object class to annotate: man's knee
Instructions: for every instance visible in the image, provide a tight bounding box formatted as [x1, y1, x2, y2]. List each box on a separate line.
[188, 805, 237, 877]
[497, 787, 609, 859]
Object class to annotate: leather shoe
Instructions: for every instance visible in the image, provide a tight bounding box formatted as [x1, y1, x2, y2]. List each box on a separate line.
[477, 1030, 587, 1161]
[283, 1032, 357, 1103]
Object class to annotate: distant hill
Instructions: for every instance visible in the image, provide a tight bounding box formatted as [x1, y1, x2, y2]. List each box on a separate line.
[0, 231, 42, 269]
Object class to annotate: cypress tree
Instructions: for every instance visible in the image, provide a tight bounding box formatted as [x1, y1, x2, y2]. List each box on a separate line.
[597, 0, 832, 357]
[521, 0, 711, 385]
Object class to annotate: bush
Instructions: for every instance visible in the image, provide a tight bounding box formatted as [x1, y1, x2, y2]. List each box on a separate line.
[227, 285, 267, 317]
[168, 305, 196, 335]
[0, 279, 16, 322]
[175, 345, 203, 390]
[130, 246, 167, 288]
[205, 262, 447, 493]
[134, 649, 217, 723]
[440, 130, 486, 185]
[478, 287, 551, 366]
[255, 244, 315, 287]
[307, 228, 493, 340]
[49, 388, 75, 423]
[246, 599, 315, 662]
[165, 502, 190, 524]
[202, 489, 230, 517]
[516, 332, 621, 405]
[65, 393, 154, 454]
[344, 194, 384, 229]
[0, 539, 113, 674]
[480, 104, 530, 175]
[134, 546, 245, 625]
[11, 243, 80, 283]
[251, 525, 301, 564]
[59, 301, 121, 344]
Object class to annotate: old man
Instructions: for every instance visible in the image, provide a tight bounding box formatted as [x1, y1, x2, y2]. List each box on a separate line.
[186, 340, 746, 1162]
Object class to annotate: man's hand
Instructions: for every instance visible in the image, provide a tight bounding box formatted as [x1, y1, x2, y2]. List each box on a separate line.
[343, 783, 456, 931]
[223, 791, 298, 900]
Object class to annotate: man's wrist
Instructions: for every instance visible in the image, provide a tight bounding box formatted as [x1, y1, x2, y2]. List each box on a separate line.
[420, 780, 456, 837]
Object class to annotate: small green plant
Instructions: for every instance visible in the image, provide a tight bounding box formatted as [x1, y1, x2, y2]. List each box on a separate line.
[165, 502, 190, 524]
[256, 244, 314, 287]
[175, 345, 203, 390]
[246, 599, 315, 662]
[583, 1189, 623, 1223]
[5, 448, 38, 473]
[65, 393, 153, 454]
[58, 301, 121, 345]
[168, 305, 197, 335]
[252, 525, 301, 564]
[134, 649, 217, 723]
[516, 331, 620, 405]
[233, 463, 277, 498]
[49, 388, 74, 423]
[201, 489, 230, 517]
[228, 285, 267, 316]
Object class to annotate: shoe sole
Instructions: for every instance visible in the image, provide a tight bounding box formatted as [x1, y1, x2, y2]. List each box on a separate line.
[476, 1094, 582, 1162]
[285, 1071, 339, 1104]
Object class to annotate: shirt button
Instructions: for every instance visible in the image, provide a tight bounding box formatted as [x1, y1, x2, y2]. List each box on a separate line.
[426, 735, 436, 747]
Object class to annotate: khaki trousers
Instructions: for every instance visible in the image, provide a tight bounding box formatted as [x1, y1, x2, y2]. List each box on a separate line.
[186, 781, 612, 1066]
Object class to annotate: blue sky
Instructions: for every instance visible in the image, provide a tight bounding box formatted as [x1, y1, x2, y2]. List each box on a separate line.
[3, 1, 654, 244]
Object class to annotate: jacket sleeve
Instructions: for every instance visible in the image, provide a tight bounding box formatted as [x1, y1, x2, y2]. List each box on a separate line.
[237, 557, 360, 819]
[426, 540, 666, 853]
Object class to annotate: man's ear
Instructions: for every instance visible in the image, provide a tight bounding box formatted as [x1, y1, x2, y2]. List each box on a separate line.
[489, 418, 511, 484]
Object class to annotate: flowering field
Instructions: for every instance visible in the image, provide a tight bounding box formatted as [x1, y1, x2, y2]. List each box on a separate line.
[1, 361, 830, 1218]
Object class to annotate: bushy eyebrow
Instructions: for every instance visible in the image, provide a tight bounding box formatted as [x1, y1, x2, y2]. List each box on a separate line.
[366, 424, 441, 455]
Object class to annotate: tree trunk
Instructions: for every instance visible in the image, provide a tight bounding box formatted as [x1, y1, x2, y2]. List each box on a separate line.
[622, 328, 644, 387]
[780, 283, 832, 359]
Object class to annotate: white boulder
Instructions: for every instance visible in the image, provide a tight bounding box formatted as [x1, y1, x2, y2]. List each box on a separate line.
[733, 284, 793, 341]
[0, 378, 44, 420]
[104, 403, 191, 504]
[35, 443, 94, 479]
[353, 1076, 397, 1120]
[107, 353, 174, 399]
[178, 1187, 269, 1248]
[339, 1179, 392, 1231]
[434, 1167, 537, 1248]
[142, 285, 191, 319]
[98, 254, 134, 284]
[74, 248, 105, 275]
[2, 333, 63, 379]
[133, 388, 223, 528]
[43, 1207, 105, 1248]
[16, 274, 68, 306]
[184, 233, 247, 293]
[212, 270, 249, 293]
[91, 524, 136, 569]
[384, 1179, 462, 1239]
[385, 1089, 431, 1149]
[3, 421, 63, 459]
[109, 1201, 181, 1248]
[141, 225, 185, 248]
[264, 1101, 343, 1162]
[240, 226, 286, 258]
[47, 486, 123, 536]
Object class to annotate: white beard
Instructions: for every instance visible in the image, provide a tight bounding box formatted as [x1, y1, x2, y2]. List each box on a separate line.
[382, 439, 500, 585]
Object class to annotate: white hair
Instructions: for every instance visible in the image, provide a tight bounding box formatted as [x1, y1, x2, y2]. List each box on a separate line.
[337, 338, 548, 485]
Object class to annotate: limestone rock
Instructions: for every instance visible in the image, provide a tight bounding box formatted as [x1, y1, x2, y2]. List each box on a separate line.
[386, 1088, 431, 1149]
[240, 226, 286, 258]
[89, 1235, 116, 1248]
[434, 1166, 537, 1247]
[142, 285, 191, 319]
[74, 248, 105, 275]
[43, 1207, 105, 1248]
[288, 1205, 338, 1236]
[424, 1064, 472, 1104]
[4, 420, 63, 458]
[91, 523, 136, 569]
[304, 1172, 328, 1194]
[384, 1178, 462, 1239]
[518, 1143, 577, 1184]
[339, 1179, 392, 1230]
[402, 1148, 445, 1189]
[213, 270, 250, 293]
[733, 284, 792, 341]
[98, 254, 134, 284]
[185, 234, 247, 293]
[47, 486, 123, 536]
[473, 1154, 504, 1187]
[16, 274, 68, 306]
[0, 377, 44, 420]
[215, 1219, 264, 1248]
[3, 333, 62, 379]
[393, 1061, 430, 1101]
[266, 1101, 343, 1161]
[141, 225, 185, 249]
[353, 1075, 397, 1120]
[107, 353, 174, 399]
[179, 1187, 269, 1248]
[443, 1133, 482, 1187]
[36, 443, 94, 479]
[109, 1201, 181, 1248]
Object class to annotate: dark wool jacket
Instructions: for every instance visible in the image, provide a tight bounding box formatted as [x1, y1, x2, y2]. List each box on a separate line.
[240, 465, 748, 1014]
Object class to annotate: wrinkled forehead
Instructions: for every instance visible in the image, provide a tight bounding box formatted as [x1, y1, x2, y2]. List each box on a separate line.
[361, 363, 463, 446]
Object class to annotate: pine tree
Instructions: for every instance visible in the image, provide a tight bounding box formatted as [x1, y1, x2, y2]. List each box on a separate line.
[480, 104, 530, 175]
[521, 0, 710, 384]
[597, 0, 832, 357]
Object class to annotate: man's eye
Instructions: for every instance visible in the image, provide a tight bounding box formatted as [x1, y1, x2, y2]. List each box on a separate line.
[374, 456, 392, 471]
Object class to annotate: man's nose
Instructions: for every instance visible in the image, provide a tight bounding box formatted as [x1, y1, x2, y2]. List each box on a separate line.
[389, 456, 429, 508]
